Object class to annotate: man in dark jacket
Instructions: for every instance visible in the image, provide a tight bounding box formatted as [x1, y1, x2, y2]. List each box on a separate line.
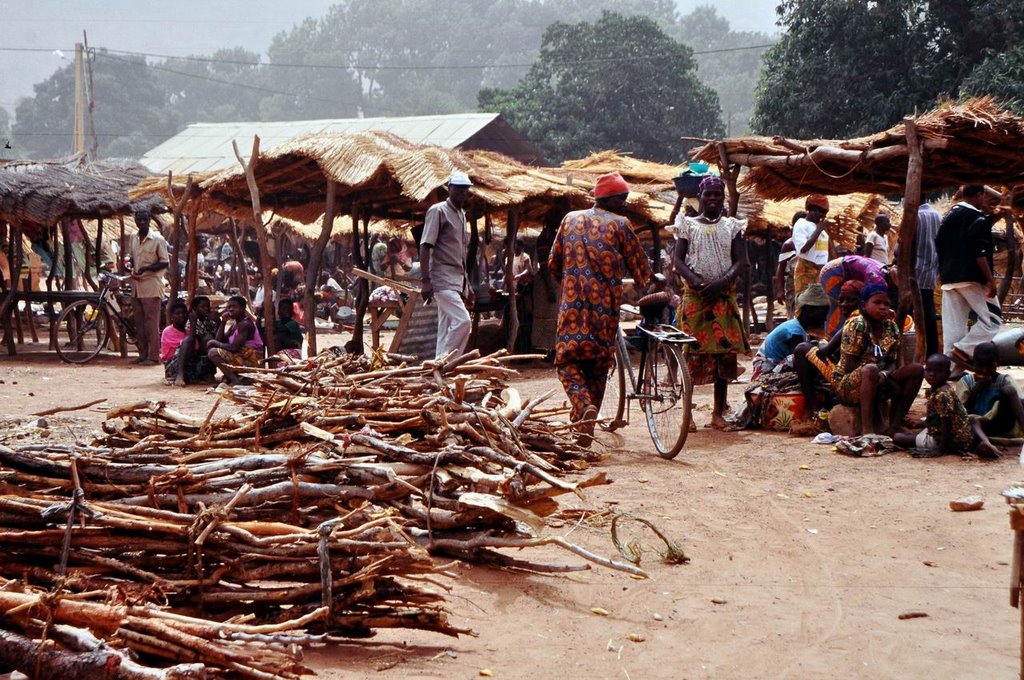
[935, 185, 1002, 368]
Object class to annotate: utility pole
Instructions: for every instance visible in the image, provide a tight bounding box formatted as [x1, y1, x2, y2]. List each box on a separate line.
[73, 42, 86, 156]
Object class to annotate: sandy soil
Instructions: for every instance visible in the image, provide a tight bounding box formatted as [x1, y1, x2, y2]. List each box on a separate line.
[1, 340, 1021, 679]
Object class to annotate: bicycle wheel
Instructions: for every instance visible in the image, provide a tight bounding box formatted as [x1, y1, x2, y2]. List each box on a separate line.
[55, 300, 110, 364]
[641, 343, 693, 459]
[598, 342, 626, 432]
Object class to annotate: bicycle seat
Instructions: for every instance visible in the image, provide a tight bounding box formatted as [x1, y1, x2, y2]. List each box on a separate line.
[636, 291, 671, 325]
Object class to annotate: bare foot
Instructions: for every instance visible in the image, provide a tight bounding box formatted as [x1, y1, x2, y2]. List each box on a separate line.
[976, 442, 1002, 460]
[707, 414, 729, 430]
[173, 377, 186, 387]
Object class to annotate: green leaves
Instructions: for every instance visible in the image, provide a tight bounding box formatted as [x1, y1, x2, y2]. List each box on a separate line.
[479, 11, 724, 164]
[752, 0, 1024, 138]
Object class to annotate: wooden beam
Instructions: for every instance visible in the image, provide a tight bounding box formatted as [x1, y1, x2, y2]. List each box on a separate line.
[185, 201, 200, 300]
[232, 136, 276, 355]
[61, 219, 73, 291]
[895, 116, 925, 363]
[304, 180, 337, 356]
[504, 207, 520, 352]
[349, 206, 368, 355]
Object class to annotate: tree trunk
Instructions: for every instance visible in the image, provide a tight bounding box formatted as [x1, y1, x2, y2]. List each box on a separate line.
[2, 224, 22, 355]
[232, 137, 276, 355]
[304, 181, 337, 356]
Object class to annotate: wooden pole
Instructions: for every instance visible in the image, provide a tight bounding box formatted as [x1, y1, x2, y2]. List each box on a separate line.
[72, 43, 85, 156]
[504, 207, 520, 352]
[186, 202, 200, 299]
[79, 220, 97, 291]
[232, 136, 276, 355]
[304, 181, 337, 356]
[765, 224, 776, 332]
[94, 217, 104, 274]
[651, 223, 662, 274]
[1, 224, 21, 355]
[61, 219, 73, 291]
[349, 206, 368, 355]
[164, 172, 194, 306]
[999, 213, 1017, 305]
[117, 217, 126, 274]
[895, 116, 925, 363]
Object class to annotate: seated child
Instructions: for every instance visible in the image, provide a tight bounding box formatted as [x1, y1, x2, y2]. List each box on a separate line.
[752, 283, 829, 380]
[272, 298, 304, 362]
[168, 296, 219, 387]
[894, 354, 972, 456]
[160, 301, 189, 385]
[957, 341, 1024, 460]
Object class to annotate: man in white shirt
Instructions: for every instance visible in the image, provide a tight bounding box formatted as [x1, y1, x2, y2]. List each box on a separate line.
[790, 195, 831, 296]
[128, 208, 169, 365]
[864, 214, 892, 265]
[420, 171, 474, 359]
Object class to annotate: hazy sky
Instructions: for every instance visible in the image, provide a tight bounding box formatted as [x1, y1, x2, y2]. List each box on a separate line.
[1, 0, 780, 115]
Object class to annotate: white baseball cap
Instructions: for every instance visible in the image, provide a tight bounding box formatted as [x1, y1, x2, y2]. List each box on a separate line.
[448, 171, 473, 187]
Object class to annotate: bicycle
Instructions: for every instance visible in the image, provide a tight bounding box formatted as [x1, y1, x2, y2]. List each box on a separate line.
[54, 272, 137, 364]
[599, 290, 697, 459]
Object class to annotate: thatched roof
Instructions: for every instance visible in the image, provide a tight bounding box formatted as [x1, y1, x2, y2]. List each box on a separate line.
[0, 156, 164, 237]
[691, 97, 1024, 200]
[744, 193, 884, 249]
[132, 131, 675, 231]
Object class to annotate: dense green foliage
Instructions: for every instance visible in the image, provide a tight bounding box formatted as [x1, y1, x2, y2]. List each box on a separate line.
[479, 12, 724, 164]
[752, 0, 1024, 138]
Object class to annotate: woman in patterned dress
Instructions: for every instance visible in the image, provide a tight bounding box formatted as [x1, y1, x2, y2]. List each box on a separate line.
[830, 283, 923, 434]
[672, 176, 751, 429]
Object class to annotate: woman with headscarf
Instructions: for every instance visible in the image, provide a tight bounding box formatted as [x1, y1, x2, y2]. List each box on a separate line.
[828, 282, 923, 435]
[673, 175, 750, 429]
[818, 254, 888, 336]
[791, 195, 832, 296]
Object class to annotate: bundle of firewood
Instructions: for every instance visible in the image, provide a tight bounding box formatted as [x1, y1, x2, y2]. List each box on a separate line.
[0, 349, 639, 677]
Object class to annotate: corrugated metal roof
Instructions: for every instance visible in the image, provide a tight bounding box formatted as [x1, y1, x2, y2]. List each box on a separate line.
[141, 113, 513, 174]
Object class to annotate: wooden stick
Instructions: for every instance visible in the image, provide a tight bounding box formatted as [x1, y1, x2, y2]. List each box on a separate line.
[32, 398, 106, 417]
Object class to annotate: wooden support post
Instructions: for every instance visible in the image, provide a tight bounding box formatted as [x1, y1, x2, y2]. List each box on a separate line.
[349, 207, 368, 355]
[61, 219, 73, 291]
[117, 217, 126, 274]
[504, 207, 520, 352]
[79, 220, 97, 291]
[999, 213, 1017, 305]
[186, 202, 200, 300]
[716, 141, 740, 219]
[895, 116, 925, 363]
[2, 224, 23, 355]
[765, 224, 775, 332]
[164, 172, 194, 306]
[94, 217, 104, 273]
[46, 225, 58, 292]
[304, 180, 337, 357]
[232, 136, 276, 355]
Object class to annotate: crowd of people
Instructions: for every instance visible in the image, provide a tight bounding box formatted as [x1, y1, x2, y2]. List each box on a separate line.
[9, 167, 1019, 461]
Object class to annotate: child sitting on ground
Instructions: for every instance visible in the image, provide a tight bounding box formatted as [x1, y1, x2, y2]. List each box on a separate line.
[160, 301, 189, 385]
[894, 353, 973, 456]
[957, 341, 1024, 460]
[272, 298, 304, 363]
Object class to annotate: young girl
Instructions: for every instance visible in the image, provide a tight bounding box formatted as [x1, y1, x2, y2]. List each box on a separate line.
[673, 176, 750, 429]
[830, 283, 923, 434]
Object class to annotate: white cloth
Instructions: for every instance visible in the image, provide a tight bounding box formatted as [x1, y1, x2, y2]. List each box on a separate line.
[915, 429, 938, 449]
[941, 281, 1002, 356]
[791, 218, 830, 265]
[673, 214, 746, 280]
[434, 288, 471, 359]
[864, 231, 890, 264]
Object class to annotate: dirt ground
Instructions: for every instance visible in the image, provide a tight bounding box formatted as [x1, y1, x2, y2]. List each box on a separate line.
[1, 338, 1021, 679]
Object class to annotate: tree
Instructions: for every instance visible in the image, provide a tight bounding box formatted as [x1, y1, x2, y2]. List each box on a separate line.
[961, 44, 1024, 114]
[13, 50, 174, 159]
[479, 11, 723, 164]
[751, 0, 1024, 139]
[672, 5, 774, 136]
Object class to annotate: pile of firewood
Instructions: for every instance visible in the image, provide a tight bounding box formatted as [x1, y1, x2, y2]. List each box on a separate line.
[0, 349, 638, 677]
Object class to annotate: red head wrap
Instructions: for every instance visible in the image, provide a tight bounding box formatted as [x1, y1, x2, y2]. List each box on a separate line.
[805, 194, 830, 212]
[594, 172, 630, 198]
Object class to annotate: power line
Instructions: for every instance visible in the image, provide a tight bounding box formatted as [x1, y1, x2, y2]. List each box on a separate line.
[0, 42, 775, 73]
[91, 51, 390, 115]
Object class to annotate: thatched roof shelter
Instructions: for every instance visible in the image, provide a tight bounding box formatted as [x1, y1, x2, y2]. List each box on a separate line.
[690, 97, 1024, 200]
[0, 157, 164, 237]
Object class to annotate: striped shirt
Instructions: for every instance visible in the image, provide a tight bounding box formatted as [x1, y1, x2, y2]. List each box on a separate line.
[915, 204, 941, 290]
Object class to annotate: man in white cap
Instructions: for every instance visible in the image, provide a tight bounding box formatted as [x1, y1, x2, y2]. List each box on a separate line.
[420, 171, 474, 358]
